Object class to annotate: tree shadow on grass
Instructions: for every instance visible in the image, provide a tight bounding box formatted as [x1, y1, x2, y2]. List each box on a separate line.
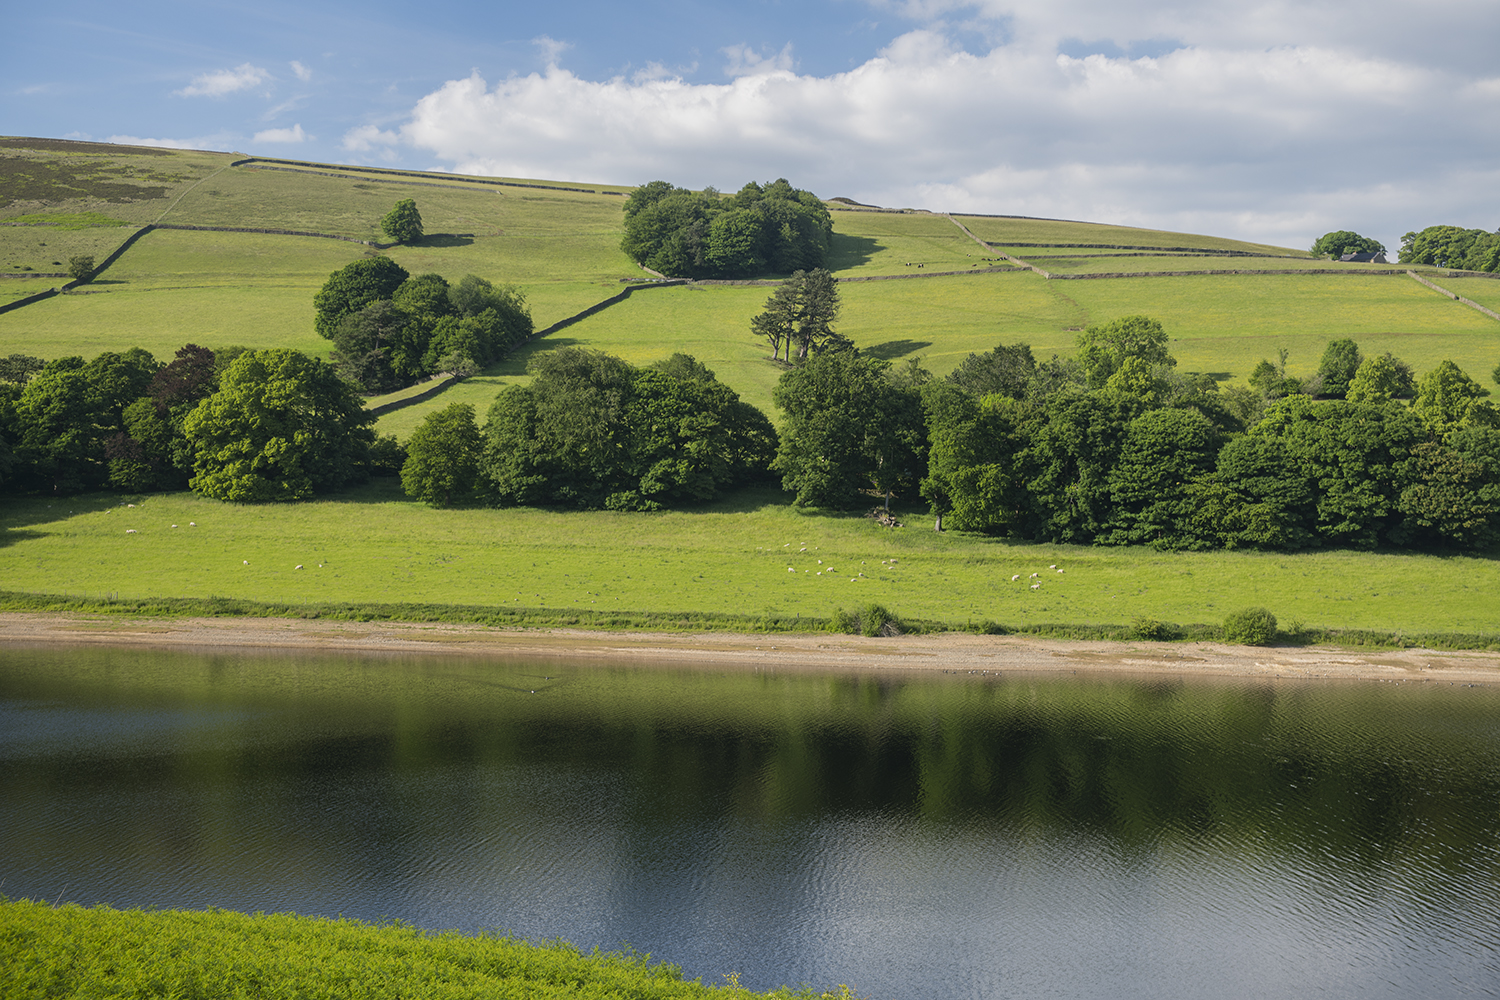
[416, 234, 474, 248]
[825, 233, 881, 272]
[862, 339, 933, 360]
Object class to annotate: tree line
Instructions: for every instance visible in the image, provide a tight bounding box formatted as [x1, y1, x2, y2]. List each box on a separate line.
[0, 344, 397, 501]
[768, 319, 1500, 552]
[1313, 225, 1500, 271]
[620, 179, 834, 279]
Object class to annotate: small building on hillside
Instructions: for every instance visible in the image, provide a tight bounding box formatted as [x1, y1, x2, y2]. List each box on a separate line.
[1339, 251, 1388, 263]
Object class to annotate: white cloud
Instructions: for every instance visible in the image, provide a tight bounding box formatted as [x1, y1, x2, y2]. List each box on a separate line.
[175, 63, 270, 98]
[534, 35, 573, 68]
[290, 60, 312, 82]
[723, 43, 796, 78]
[106, 133, 237, 151]
[252, 124, 308, 144]
[372, 18, 1497, 251]
[341, 124, 401, 152]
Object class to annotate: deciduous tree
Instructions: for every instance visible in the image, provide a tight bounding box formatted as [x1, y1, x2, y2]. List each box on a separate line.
[380, 199, 423, 244]
[184, 349, 374, 502]
[401, 403, 482, 507]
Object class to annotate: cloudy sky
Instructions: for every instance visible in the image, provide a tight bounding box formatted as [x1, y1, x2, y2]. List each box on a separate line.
[7, 0, 1498, 251]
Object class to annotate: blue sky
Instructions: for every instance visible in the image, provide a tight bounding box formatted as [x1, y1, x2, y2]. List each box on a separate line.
[7, 0, 1499, 251]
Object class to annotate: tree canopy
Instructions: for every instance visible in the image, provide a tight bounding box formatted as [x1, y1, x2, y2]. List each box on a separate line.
[315, 266, 532, 393]
[313, 257, 410, 340]
[1310, 231, 1385, 258]
[1399, 225, 1500, 272]
[183, 349, 375, 502]
[380, 199, 423, 245]
[480, 348, 776, 510]
[621, 179, 833, 279]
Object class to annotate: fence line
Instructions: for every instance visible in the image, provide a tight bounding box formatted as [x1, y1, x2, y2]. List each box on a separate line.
[1406, 271, 1500, 322]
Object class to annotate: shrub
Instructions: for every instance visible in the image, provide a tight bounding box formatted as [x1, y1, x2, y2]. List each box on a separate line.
[832, 603, 902, 637]
[1130, 617, 1181, 641]
[1223, 607, 1278, 645]
[67, 254, 95, 282]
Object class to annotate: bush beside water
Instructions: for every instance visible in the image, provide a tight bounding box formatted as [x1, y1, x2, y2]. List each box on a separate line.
[1224, 607, 1279, 645]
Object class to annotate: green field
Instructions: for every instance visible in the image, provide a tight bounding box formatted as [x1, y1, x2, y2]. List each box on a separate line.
[3, 483, 1496, 635]
[955, 213, 1304, 255]
[1019, 254, 1402, 274]
[1436, 275, 1500, 315]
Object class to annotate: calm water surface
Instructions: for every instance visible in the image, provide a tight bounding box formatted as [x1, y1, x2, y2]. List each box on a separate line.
[2, 644, 1498, 999]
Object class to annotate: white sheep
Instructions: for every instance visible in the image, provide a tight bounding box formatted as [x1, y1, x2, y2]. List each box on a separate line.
[1011, 574, 1020, 581]
[1031, 583, 1041, 590]
[125, 529, 137, 534]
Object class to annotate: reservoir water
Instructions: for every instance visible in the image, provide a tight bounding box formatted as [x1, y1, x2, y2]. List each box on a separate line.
[2, 643, 1498, 999]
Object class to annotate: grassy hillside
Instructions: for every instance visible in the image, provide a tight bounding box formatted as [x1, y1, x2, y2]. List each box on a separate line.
[4, 136, 1497, 431]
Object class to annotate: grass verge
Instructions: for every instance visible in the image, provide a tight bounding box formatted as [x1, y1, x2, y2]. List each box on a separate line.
[0, 898, 831, 1000]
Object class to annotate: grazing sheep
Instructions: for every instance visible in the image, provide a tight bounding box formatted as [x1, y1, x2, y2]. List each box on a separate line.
[1030, 583, 1041, 590]
[125, 529, 137, 534]
[1011, 574, 1020, 581]
[295, 565, 303, 570]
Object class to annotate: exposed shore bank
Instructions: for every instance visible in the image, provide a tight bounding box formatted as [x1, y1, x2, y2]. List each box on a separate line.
[3, 612, 1498, 684]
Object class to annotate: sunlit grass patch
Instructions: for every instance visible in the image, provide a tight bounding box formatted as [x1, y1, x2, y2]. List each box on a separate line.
[3, 483, 1496, 635]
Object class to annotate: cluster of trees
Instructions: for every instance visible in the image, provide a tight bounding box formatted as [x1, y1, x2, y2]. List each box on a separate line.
[620, 179, 834, 278]
[400, 350, 777, 509]
[1310, 231, 1385, 258]
[312, 258, 532, 392]
[0, 345, 393, 501]
[1399, 225, 1500, 272]
[769, 319, 1500, 552]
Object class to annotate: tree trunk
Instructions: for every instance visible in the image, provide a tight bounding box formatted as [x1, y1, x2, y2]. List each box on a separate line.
[934, 511, 943, 532]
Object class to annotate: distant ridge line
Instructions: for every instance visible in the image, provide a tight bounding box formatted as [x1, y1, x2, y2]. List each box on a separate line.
[230, 157, 622, 196]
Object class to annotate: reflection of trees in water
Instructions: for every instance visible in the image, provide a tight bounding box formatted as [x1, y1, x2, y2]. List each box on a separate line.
[6, 647, 1500, 895]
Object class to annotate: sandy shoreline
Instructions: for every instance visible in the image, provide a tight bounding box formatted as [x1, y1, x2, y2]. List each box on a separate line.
[3, 611, 1499, 684]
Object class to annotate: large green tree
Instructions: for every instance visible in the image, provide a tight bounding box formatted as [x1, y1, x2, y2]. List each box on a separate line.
[1310, 231, 1385, 258]
[1412, 360, 1499, 440]
[380, 199, 424, 245]
[1315, 338, 1363, 398]
[1075, 316, 1175, 389]
[401, 403, 482, 507]
[771, 350, 926, 509]
[312, 257, 410, 340]
[1099, 407, 1223, 547]
[184, 349, 375, 502]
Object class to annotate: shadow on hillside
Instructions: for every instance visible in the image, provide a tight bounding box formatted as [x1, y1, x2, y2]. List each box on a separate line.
[825, 233, 881, 271]
[0, 528, 47, 549]
[863, 339, 933, 360]
[417, 234, 474, 248]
